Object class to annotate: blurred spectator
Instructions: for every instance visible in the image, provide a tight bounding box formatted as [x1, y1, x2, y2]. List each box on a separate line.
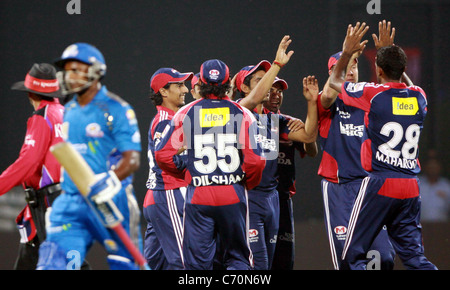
[419, 150, 450, 222]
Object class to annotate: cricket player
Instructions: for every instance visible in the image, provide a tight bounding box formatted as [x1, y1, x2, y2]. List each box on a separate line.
[319, 21, 403, 270]
[143, 67, 193, 269]
[37, 42, 143, 270]
[233, 36, 319, 270]
[0, 63, 64, 269]
[190, 73, 202, 100]
[329, 21, 437, 270]
[263, 77, 318, 270]
[154, 59, 266, 270]
[318, 49, 396, 270]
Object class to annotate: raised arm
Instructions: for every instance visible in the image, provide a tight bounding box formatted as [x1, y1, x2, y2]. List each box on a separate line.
[372, 20, 395, 50]
[329, 22, 369, 93]
[372, 20, 414, 87]
[239, 35, 294, 110]
[287, 76, 319, 144]
[321, 52, 360, 109]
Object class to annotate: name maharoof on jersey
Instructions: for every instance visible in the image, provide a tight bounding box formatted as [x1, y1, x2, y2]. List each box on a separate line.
[192, 173, 245, 187]
[375, 150, 418, 169]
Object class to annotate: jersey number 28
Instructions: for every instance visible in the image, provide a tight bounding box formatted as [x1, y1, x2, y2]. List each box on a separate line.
[378, 122, 420, 159]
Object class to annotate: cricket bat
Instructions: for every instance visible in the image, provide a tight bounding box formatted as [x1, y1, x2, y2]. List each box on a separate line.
[50, 142, 150, 270]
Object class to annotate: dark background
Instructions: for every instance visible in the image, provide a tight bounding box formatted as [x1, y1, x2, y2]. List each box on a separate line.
[0, 0, 449, 270]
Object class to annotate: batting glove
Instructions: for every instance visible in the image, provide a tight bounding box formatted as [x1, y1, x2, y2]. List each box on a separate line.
[88, 170, 122, 204]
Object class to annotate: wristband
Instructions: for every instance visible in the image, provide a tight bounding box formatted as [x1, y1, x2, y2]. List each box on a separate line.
[273, 61, 284, 68]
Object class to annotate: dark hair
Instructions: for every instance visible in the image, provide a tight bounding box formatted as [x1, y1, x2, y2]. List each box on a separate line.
[199, 81, 231, 99]
[149, 83, 170, 106]
[29, 92, 56, 102]
[38, 95, 55, 102]
[240, 67, 266, 98]
[376, 45, 407, 80]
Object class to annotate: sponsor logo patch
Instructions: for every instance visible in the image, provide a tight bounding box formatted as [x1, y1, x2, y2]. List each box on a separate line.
[392, 97, 418, 115]
[199, 107, 230, 127]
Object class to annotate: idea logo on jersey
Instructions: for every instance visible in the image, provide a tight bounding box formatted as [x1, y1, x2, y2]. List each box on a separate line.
[392, 97, 419, 116]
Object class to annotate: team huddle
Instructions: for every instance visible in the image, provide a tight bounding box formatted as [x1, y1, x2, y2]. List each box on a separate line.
[0, 20, 438, 270]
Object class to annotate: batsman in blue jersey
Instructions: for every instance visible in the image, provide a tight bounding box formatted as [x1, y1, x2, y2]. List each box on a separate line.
[37, 43, 143, 270]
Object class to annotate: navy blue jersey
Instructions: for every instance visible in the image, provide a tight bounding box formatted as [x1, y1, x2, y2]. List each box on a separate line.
[251, 112, 291, 192]
[155, 95, 266, 205]
[317, 93, 368, 183]
[340, 82, 427, 177]
[277, 138, 305, 195]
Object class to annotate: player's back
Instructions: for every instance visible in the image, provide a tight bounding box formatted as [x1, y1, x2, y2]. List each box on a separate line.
[184, 97, 263, 189]
[341, 82, 427, 177]
[155, 95, 265, 199]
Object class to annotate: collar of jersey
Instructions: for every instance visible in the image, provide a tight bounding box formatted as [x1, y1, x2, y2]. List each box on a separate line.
[384, 82, 408, 89]
[156, 105, 176, 117]
[74, 85, 107, 106]
[36, 98, 61, 111]
[204, 94, 231, 101]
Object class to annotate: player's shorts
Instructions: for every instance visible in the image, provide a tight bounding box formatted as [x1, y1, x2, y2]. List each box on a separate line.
[142, 187, 186, 270]
[340, 174, 437, 270]
[321, 178, 395, 270]
[247, 188, 280, 270]
[183, 183, 252, 270]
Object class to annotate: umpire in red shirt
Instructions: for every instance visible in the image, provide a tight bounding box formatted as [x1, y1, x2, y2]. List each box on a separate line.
[0, 63, 64, 269]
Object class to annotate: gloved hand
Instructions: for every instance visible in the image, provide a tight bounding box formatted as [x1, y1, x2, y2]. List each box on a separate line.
[88, 170, 122, 204]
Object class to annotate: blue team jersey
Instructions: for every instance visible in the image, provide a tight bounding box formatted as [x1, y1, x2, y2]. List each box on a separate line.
[317, 93, 368, 183]
[251, 111, 291, 192]
[340, 81, 427, 176]
[277, 137, 305, 196]
[62, 86, 142, 194]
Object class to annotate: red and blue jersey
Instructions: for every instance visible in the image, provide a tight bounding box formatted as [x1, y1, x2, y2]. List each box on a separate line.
[146, 106, 188, 191]
[155, 95, 266, 205]
[317, 92, 368, 183]
[276, 112, 306, 196]
[340, 82, 427, 177]
[250, 111, 291, 192]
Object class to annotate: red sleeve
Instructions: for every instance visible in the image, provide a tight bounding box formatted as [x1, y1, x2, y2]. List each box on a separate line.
[339, 82, 372, 112]
[154, 110, 186, 180]
[239, 110, 266, 190]
[317, 92, 332, 139]
[0, 115, 51, 195]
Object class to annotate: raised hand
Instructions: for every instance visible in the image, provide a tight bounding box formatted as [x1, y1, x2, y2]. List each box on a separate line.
[303, 75, 319, 103]
[372, 20, 395, 50]
[274, 35, 295, 67]
[287, 118, 305, 132]
[342, 22, 369, 56]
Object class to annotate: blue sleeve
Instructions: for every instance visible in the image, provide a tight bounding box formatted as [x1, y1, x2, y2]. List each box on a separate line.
[111, 103, 142, 153]
[278, 114, 291, 136]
